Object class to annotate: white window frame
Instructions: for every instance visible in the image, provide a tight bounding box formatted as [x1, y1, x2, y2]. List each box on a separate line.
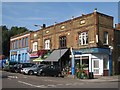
[33, 42, 38, 52]
[44, 39, 50, 50]
[78, 32, 88, 45]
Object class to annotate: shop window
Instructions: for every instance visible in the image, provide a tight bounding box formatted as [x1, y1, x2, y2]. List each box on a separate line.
[82, 58, 89, 67]
[103, 58, 108, 69]
[104, 32, 108, 45]
[78, 32, 88, 46]
[59, 36, 67, 48]
[33, 42, 38, 52]
[44, 39, 50, 50]
[94, 60, 99, 68]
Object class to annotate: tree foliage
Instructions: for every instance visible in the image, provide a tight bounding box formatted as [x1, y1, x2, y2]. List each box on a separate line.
[1, 26, 29, 58]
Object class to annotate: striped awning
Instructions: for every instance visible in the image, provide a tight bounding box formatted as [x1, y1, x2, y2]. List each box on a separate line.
[33, 57, 43, 62]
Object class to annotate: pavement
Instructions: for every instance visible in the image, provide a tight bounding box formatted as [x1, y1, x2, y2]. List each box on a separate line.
[0, 70, 119, 83]
[66, 75, 119, 83]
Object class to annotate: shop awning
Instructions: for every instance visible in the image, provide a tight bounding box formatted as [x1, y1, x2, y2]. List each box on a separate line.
[44, 49, 68, 62]
[33, 57, 43, 62]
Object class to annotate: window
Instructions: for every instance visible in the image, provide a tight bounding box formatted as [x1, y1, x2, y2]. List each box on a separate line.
[78, 32, 88, 45]
[59, 36, 67, 48]
[16, 40, 18, 49]
[104, 32, 108, 45]
[22, 38, 24, 47]
[25, 37, 28, 47]
[33, 42, 38, 52]
[103, 57, 109, 69]
[13, 41, 15, 49]
[94, 60, 99, 68]
[44, 39, 50, 50]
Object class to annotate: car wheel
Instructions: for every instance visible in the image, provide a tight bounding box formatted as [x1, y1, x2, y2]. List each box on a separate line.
[15, 70, 18, 73]
[41, 72, 45, 76]
[57, 73, 61, 77]
[37, 72, 41, 76]
[28, 70, 34, 75]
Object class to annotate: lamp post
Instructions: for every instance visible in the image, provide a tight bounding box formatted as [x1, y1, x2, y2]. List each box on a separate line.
[70, 16, 75, 78]
[109, 45, 113, 76]
[34, 24, 44, 49]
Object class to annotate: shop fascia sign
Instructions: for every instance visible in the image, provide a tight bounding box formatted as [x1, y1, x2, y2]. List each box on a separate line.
[29, 52, 38, 57]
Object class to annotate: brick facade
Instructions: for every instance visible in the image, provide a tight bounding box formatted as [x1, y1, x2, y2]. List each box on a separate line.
[10, 11, 120, 74]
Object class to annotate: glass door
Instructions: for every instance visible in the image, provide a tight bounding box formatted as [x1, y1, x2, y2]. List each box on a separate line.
[93, 59, 100, 75]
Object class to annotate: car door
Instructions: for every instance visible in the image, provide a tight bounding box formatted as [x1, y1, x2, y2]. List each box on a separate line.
[44, 65, 53, 76]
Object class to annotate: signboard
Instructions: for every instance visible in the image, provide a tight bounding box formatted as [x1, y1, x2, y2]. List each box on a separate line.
[11, 52, 17, 55]
[29, 52, 38, 58]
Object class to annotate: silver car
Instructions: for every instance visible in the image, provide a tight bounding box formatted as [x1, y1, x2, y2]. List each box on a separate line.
[21, 64, 45, 75]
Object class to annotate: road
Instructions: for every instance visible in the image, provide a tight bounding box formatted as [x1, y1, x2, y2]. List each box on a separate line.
[1, 70, 119, 88]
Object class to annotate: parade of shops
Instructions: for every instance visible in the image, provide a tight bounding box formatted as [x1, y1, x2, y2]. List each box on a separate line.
[9, 9, 120, 77]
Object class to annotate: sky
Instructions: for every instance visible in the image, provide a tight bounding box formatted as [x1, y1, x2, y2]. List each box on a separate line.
[2, 2, 118, 31]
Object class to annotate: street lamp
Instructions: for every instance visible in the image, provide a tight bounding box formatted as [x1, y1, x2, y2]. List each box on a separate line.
[109, 45, 113, 76]
[34, 24, 44, 49]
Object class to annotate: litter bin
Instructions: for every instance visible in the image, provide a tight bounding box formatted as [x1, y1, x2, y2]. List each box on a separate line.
[89, 72, 94, 79]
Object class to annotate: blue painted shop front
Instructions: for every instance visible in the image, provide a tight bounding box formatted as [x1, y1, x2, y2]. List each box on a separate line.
[10, 47, 30, 63]
[71, 47, 112, 77]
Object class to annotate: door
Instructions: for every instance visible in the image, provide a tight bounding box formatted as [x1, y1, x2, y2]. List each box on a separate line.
[93, 59, 100, 75]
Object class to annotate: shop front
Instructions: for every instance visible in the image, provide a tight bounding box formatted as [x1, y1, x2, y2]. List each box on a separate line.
[70, 47, 111, 78]
[10, 47, 30, 63]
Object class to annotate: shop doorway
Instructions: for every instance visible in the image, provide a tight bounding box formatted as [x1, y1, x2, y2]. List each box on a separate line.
[93, 59, 100, 75]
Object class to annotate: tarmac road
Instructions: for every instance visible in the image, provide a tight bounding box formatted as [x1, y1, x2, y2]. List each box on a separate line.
[1, 70, 119, 88]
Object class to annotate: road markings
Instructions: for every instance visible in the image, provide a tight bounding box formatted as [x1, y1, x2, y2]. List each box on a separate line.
[8, 76, 18, 79]
[47, 85, 56, 87]
[57, 84, 63, 86]
[18, 81, 47, 88]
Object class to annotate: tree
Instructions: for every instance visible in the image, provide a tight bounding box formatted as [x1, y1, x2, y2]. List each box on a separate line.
[1, 25, 29, 58]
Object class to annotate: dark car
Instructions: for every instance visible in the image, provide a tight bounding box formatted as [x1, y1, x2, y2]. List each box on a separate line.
[3, 61, 20, 72]
[36, 65, 62, 77]
[11, 63, 35, 73]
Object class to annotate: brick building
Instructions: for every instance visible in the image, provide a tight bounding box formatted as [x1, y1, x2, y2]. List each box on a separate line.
[10, 10, 120, 76]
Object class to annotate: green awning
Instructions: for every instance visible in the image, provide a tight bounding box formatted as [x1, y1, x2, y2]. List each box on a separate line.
[33, 57, 43, 62]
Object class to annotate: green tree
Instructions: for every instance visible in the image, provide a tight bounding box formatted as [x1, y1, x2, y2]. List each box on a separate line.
[1, 26, 29, 58]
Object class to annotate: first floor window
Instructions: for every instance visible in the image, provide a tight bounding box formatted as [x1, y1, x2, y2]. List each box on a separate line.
[78, 32, 88, 45]
[104, 31, 108, 45]
[33, 42, 38, 52]
[59, 36, 67, 48]
[44, 39, 50, 50]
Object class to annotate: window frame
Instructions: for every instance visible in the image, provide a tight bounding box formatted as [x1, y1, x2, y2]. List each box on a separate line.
[44, 39, 51, 50]
[78, 31, 88, 46]
[33, 42, 38, 52]
[103, 31, 108, 45]
[59, 36, 67, 48]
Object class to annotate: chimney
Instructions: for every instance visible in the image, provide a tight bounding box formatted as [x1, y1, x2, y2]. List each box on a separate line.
[41, 24, 46, 29]
[94, 8, 97, 12]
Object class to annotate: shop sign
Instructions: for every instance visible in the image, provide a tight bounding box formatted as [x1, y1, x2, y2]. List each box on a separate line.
[11, 52, 17, 55]
[29, 52, 38, 58]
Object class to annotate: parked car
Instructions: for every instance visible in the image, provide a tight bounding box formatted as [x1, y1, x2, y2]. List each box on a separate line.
[21, 64, 45, 75]
[36, 65, 62, 77]
[11, 63, 35, 73]
[3, 61, 19, 72]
